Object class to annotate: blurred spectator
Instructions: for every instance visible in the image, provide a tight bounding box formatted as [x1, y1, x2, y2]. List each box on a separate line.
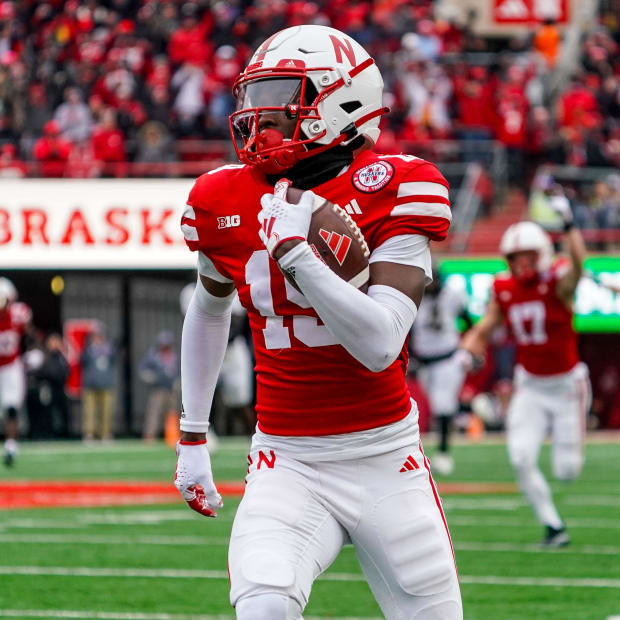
[24, 333, 71, 439]
[80, 326, 117, 442]
[139, 330, 180, 443]
[40, 334, 71, 438]
[54, 87, 93, 144]
[534, 20, 561, 68]
[91, 108, 126, 174]
[557, 77, 600, 132]
[0, 143, 25, 177]
[32, 120, 72, 177]
[529, 173, 570, 231]
[22, 83, 52, 150]
[135, 121, 176, 168]
[168, 4, 212, 67]
[0, 0, 616, 181]
[171, 62, 205, 135]
[23, 335, 49, 439]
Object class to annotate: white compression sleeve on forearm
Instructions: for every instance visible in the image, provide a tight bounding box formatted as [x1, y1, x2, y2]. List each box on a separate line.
[180, 280, 235, 432]
[278, 242, 417, 372]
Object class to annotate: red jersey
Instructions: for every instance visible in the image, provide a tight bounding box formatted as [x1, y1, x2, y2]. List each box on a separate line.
[182, 150, 451, 435]
[0, 302, 31, 367]
[493, 260, 579, 376]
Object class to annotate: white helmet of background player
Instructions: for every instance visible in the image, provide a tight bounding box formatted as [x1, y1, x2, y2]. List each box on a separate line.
[500, 221, 554, 282]
[229, 25, 388, 174]
[0, 277, 17, 311]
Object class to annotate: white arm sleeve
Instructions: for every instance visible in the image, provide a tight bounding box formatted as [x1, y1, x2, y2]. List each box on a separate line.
[278, 242, 418, 373]
[180, 278, 235, 432]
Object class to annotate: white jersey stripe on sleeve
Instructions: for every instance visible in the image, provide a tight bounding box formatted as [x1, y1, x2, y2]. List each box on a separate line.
[390, 201, 452, 220]
[198, 252, 233, 283]
[181, 204, 198, 241]
[397, 182, 450, 200]
[181, 223, 198, 241]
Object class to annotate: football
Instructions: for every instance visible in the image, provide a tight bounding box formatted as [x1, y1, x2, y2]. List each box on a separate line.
[283, 183, 370, 293]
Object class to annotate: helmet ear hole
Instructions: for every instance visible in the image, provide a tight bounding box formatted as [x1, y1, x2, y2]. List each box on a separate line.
[340, 101, 362, 113]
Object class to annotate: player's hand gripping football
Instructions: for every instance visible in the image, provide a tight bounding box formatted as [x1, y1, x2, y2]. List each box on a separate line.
[258, 178, 314, 259]
[174, 439, 223, 517]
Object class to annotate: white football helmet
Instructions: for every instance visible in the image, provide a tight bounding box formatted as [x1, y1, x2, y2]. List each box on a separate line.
[0, 277, 17, 310]
[229, 25, 388, 174]
[499, 221, 553, 272]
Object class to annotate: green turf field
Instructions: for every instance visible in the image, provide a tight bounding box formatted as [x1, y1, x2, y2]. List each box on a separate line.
[0, 436, 619, 620]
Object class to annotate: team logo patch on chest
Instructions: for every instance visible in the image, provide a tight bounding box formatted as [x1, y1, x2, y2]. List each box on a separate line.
[351, 161, 394, 193]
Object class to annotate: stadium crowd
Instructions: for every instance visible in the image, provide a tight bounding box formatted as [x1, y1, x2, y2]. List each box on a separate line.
[0, 0, 617, 183]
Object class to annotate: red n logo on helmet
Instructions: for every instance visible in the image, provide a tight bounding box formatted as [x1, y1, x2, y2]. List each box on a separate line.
[329, 35, 356, 66]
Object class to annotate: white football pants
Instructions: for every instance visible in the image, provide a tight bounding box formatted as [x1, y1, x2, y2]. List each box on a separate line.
[229, 442, 463, 620]
[507, 363, 591, 529]
[417, 354, 466, 417]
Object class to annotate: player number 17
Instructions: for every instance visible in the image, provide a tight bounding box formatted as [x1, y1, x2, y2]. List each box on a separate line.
[508, 301, 548, 345]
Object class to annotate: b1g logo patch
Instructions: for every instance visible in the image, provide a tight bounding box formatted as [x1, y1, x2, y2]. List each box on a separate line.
[351, 161, 394, 193]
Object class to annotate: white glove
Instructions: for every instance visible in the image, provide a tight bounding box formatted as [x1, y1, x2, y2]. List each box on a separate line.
[549, 194, 573, 226]
[454, 348, 475, 371]
[174, 440, 222, 517]
[454, 348, 484, 372]
[258, 179, 314, 258]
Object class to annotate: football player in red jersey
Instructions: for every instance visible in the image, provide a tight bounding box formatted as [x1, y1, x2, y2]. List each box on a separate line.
[0, 278, 32, 467]
[174, 25, 462, 619]
[461, 197, 589, 548]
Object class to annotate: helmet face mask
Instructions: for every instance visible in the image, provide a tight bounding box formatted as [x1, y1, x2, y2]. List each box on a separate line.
[229, 25, 388, 174]
[230, 71, 324, 174]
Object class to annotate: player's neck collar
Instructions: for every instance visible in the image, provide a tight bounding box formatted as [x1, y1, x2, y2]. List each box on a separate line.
[267, 138, 366, 190]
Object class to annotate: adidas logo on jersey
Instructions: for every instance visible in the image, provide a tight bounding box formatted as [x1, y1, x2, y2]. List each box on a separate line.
[400, 455, 420, 472]
[342, 199, 362, 215]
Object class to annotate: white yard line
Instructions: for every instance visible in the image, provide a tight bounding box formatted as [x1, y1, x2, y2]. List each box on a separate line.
[2, 534, 620, 558]
[454, 541, 620, 556]
[0, 534, 230, 546]
[0, 611, 379, 620]
[459, 575, 620, 588]
[443, 498, 526, 511]
[564, 495, 620, 506]
[1, 566, 619, 588]
[0, 511, 236, 529]
[0, 613, 229, 620]
[449, 516, 620, 529]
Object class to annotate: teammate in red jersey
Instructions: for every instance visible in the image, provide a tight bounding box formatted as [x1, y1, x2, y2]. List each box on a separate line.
[0, 278, 32, 467]
[174, 25, 462, 620]
[461, 196, 589, 548]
